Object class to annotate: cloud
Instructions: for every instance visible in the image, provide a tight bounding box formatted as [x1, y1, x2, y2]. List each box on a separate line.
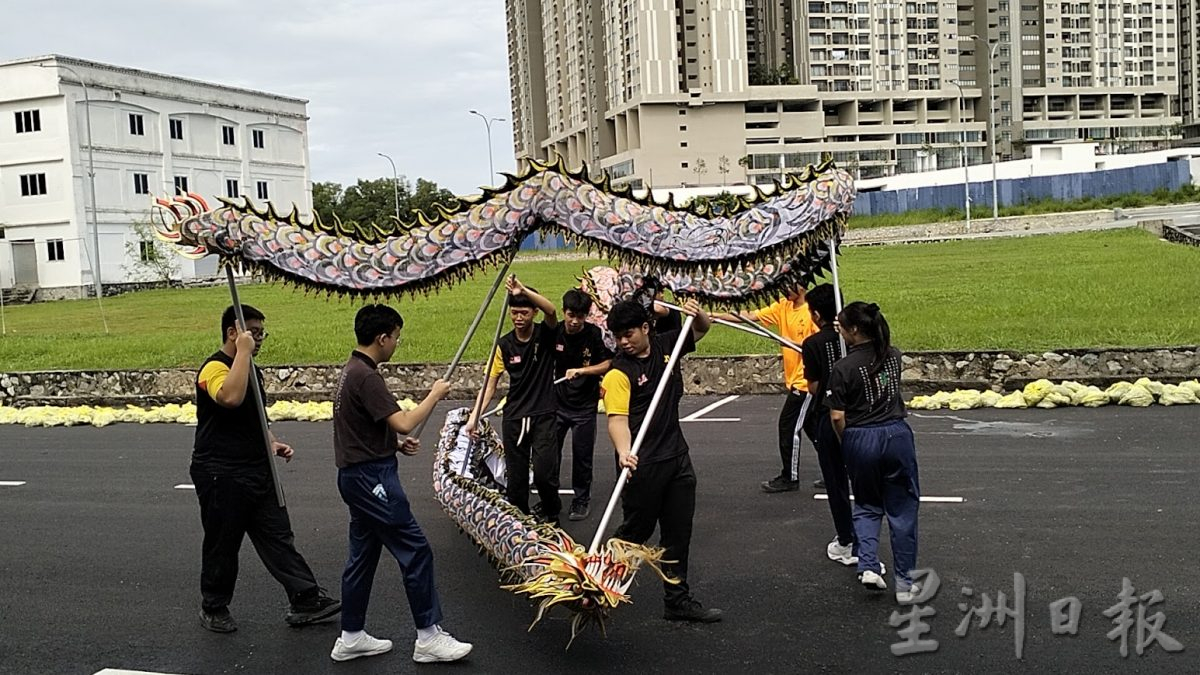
[1, 0, 516, 195]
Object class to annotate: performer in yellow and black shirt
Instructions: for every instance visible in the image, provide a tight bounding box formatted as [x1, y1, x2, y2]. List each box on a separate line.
[467, 275, 562, 523]
[600, 298, 721, 623]
[191, 305, 339, 634]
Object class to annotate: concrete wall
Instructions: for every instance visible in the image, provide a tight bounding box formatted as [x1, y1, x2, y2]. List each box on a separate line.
[3, 347, 1197, 407]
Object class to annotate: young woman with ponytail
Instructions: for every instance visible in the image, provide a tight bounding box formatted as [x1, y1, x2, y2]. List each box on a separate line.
[827, 302, 922, 603]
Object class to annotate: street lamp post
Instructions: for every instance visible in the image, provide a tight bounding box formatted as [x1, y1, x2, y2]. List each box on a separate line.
[40, 62, 103, 304]
[948, 80, 971, 231]
[970, 35, 1002, 226]
[377, 152, 401, 222]
[468, 110, 506, 186]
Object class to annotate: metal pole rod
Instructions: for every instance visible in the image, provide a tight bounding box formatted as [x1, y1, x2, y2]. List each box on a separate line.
[224, 265, 285, 507]
[378, 152, 400, 222]
[987, 40, 1000, 225]
[654, 299, 803, 353]
[827, 239, 847, 354]
[408, 257, 515, 440]
[456, 288, 513, 475]
[950, 80, 971, 231]
[589, 315, 696, 554]
[46, 63, 108, 332]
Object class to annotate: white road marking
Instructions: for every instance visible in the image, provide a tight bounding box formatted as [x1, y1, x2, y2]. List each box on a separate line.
[95, 669, 186, 675]
[174, 484, 195, 490]
[681, 395, 741, 422]
[96, 662, 186, 667]
[814, 493, 964, 504]
[0, 481, 27, 487]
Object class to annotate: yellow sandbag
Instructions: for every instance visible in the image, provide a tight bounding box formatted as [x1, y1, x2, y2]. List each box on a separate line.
[929, 391, 954, 407]
[1159, 384, 1199, 406]
[980, 390, 1003, 407]
[1105, 381, 1133, 403]
[994, 391, 1028, 408]
[1036, 390, 1072, 408]
[947, 389, 983, 410]
[1077, 386, 1109, 408]
[1022, 379, 1054, 405]
[1134, 377, 1164, 397]
[907, 395, 941, 410]
[1180, 380, 1200, 397]
[1118, 384, 1154, 407]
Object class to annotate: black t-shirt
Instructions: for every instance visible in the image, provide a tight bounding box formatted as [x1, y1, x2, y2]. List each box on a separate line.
[553, 323, 614, 412]
[192, 350, 270, 477]
[827, 343, 907, 428]
[601, 330, 696, 465]
[489, 321, 557, 419]
[654, 307, 683, 335]
[333, 351, 403, 469]
[802, 324, 844, 412]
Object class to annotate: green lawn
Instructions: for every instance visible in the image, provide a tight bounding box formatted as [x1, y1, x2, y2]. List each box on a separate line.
[0, 228, 1195, 371]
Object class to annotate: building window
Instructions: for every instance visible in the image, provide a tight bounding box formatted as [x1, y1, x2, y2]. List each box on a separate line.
[129, 113, 145, 136]
[679, 109, 687, 115]
[139, 241, 158, 263]
[15, 110, 41, 133]
[46, 239, 65, 262]
[226, 179, 240, 198]
[133, 173, 149, 195]
[20, 173, 47, 197]
[681, 162, 690, 168]
[252, 129, 265, 149]
[174, 176, 189, 194]
[256, 180, 269, 200]
[222, 125, 236, 145]
[169, 119, 184, 140]
[681, 141, 689, 147]
[679, 125, 687, 131]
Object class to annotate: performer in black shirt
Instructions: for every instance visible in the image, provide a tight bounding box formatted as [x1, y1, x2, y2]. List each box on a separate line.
[827, 301, 920, 603]
[600, 299, 722, 623]
[468, 276, 562, 523]
[799, 284, 857, 568]
[553, 289, 613, 521]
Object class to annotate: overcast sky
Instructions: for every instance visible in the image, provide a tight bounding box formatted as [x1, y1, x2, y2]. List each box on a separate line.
[2, 0, 516, 196]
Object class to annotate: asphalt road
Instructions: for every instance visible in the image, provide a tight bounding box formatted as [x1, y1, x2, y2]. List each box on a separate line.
[1, 396, 1197, 674]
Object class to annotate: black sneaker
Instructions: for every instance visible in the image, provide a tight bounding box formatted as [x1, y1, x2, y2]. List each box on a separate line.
[200, 607, 237, 633]
[285, 594, 341, 626]
[664, 598, 723, 623]
[813, 478, 826, 490]
[760, 476, 800, 493]
[568, 502, 590, 521]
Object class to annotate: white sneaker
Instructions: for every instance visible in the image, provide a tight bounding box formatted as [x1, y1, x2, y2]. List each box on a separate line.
[413, 627, 473, 663]
[859, 569, 888, 591]
[331, 632, 393, 662]
[896, 582, 924, 604]
[826, 539, 858, 566]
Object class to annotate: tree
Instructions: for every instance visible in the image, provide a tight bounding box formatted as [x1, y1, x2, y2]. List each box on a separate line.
[692, 158, 708, 186]
[717, 155, 731, 186]
[312, 176, 457, 226]
[122, 218, 180, 283]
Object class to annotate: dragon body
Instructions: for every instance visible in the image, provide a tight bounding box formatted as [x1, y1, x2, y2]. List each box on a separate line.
[153, 158, 855, 639]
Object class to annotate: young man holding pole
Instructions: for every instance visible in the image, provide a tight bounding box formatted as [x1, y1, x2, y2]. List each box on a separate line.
[467, 276, 562, 524]
[553, 289, 614, 521]
[191, 305, 339, 633]
[330, 304, 472, 664]
[600, 298, 721, 623]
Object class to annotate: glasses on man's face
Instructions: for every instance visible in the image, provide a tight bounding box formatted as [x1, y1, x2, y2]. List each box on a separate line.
[249, 329, 269, 341]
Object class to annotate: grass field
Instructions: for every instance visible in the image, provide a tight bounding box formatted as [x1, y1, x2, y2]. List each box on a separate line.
[0, 228, 1196, 371]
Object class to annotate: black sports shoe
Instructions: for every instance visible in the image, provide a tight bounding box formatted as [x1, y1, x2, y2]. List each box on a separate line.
[813, 478, 826, 490]
[200, 608, 237, 633]
[568, 501, 590, 521]
[761, 476, 800, 493]
[286, 594, 341, 626]
[664, 598, 723, 623]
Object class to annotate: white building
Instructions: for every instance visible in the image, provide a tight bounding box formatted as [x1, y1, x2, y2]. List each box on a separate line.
[0, 54, 311, 298]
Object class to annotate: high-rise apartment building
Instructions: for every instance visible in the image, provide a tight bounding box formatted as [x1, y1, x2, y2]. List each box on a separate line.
[505, 0, 1180, 189]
